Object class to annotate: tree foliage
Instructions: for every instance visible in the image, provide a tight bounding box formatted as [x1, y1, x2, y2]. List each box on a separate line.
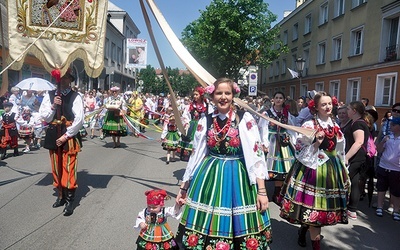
[139, 66, 198, 96]
[181, 0, 287, 80]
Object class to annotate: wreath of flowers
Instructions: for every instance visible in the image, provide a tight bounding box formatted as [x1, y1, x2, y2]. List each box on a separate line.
[308, 95, 339, 113]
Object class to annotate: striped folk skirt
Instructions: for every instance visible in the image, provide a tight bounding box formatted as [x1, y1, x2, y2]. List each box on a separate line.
[102, 110, 127, 137]
[177, 153, 272, 249]
[279, 150, 350, 226]
[266, 133, 296, 181]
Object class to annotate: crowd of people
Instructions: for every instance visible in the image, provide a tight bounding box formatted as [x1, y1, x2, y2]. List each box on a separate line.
[1, 76, 399, 249]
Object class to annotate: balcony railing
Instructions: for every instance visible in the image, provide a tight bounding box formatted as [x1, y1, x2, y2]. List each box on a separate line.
[385, 44, 399, 62]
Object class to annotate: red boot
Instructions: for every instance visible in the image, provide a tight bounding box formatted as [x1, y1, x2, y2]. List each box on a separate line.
[312, 240, 320, 250]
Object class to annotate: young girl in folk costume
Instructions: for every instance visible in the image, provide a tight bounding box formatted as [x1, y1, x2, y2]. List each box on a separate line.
[280, 92, 350, 250]
[179, 86, 209, 161]
[0, 102, 19, 159]
[102, 86, 127, 148]
[17, 106, 35, 153]
[161, 115, 180, 164]
[258, 91, 296, 204]
[134, 189, 181, 250]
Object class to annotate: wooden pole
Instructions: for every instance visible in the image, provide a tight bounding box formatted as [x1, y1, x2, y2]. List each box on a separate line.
[0, 2, 9, 96]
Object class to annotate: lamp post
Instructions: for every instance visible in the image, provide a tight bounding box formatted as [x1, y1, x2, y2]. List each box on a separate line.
[295, 57, 305, 93]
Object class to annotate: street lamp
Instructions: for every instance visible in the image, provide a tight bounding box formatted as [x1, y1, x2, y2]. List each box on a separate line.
[295, 57, 306, 93]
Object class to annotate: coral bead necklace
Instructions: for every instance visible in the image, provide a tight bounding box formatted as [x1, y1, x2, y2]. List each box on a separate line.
[213, 109, 233, 141]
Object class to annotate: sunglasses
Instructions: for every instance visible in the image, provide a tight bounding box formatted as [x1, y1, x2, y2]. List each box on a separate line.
[392, 108, 400, 114]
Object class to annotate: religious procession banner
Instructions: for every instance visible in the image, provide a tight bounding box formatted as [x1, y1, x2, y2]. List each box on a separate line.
[126, 38, 147, 69]
[6, 0, 108, 77]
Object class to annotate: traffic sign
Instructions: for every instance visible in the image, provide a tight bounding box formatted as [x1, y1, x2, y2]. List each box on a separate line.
[248, 85, 257, 96]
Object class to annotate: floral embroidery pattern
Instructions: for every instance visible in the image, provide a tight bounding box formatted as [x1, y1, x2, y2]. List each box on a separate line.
[197, 124, 203, 132]
[253, 141, 263, 157]
[206, 117, 241, 155]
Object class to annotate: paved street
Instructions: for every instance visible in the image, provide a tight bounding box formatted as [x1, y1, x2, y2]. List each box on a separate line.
[0, 129, 398, 250]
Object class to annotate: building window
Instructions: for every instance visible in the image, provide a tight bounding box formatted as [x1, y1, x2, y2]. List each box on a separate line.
[301, 84, 308, 97]
[385, 17, 399, 62]
[346, 78, 360, 103]
[305, 14, 312, 34]
[329, 80, 340, 100]
[332, 35, 342, 60]
[315, 82, 324, 92]
[117, 47, 122, 64]
[334, 0, 345, 18]
[282, 59, 287, 75]
[317, 41, 326, 64]
[350, 26, 364, 56]
[319, 2, 329, 25]
[275, 61, 280, 76]
[352, 0, 367, 9]
[293, 23, 299, 41]
[269, 64, 274, 78]
[283, 30, 288, 45]
[375, 73, 397, 106]
[111, 42, 116, 63]
[290, 85, 296, 99]
[104, 38, 109, 58]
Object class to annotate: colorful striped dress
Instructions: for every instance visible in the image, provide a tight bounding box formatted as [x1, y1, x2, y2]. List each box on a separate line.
[177, 110, 272, 249]
[102, 96, 127, 137]
[280, 117, 351, 226]
[135, 207, 179, 250]
[259, 108, 296, 180]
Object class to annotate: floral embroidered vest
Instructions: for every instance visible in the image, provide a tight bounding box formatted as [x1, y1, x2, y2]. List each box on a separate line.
[206, 111, 244, 156]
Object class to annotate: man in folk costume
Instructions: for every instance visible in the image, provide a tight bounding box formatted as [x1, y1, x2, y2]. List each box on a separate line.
[39, 68, 84, 216]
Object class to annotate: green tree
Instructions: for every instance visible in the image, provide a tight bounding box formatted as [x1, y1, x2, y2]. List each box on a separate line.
[181, 0, 287, 80]
[139, 66, 198, 96]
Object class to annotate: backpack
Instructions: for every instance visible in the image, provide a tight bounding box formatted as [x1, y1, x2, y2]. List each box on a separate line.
[352, 119, 376, 158]
[364, 134, 377, 158]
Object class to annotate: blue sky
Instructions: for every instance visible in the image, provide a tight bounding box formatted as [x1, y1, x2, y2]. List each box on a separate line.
[111, 0, 296, 69]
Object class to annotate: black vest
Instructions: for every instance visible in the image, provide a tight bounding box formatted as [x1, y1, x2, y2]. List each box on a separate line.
[43, 90, 82, 150]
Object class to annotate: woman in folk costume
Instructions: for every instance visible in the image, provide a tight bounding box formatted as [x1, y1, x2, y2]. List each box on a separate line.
[179, 86, 209, 161]
[161, 115, 181, 164]
[102, 86, 127, 148]
[258, 91, 296, 204]
[175, 78, 272, 249]
[279, 92, 350, 250]
[135, 189, 181, 250]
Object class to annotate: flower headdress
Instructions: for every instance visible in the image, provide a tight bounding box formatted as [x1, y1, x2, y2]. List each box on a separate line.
[204, 82, 241, 97]
[194, 86, 205, 96]
[308, 99, 316, 113]
[145, 189, 168, 206]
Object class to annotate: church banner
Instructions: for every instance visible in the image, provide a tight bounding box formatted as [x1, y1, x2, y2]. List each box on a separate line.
[6, 0, 108, 77]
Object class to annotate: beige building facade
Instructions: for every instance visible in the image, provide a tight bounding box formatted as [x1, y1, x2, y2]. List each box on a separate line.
[260, 0, 400, 117]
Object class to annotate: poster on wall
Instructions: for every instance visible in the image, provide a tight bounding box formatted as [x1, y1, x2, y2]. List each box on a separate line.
[126, 38, 147, 69]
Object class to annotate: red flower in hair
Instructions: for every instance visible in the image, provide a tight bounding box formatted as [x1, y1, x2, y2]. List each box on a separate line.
[195, 86, 205, 96]
[331, 96, 338, 106]
[308, 99, 316, 113]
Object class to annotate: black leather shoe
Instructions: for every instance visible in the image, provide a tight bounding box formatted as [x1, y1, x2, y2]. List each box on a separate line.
[52, 198, 66, 208]
[13, 148, 19, 157]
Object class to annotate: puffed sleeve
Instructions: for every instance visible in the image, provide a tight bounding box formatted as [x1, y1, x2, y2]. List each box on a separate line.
[258, 112, 270, 148]
[336, 125, 346, 164]
[164, 204, 182, 220]
[239, 112, 268, 184]
[182, 116, 208, 182]
[294, 120, 320, 169]
[133, 208, 146, 229]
